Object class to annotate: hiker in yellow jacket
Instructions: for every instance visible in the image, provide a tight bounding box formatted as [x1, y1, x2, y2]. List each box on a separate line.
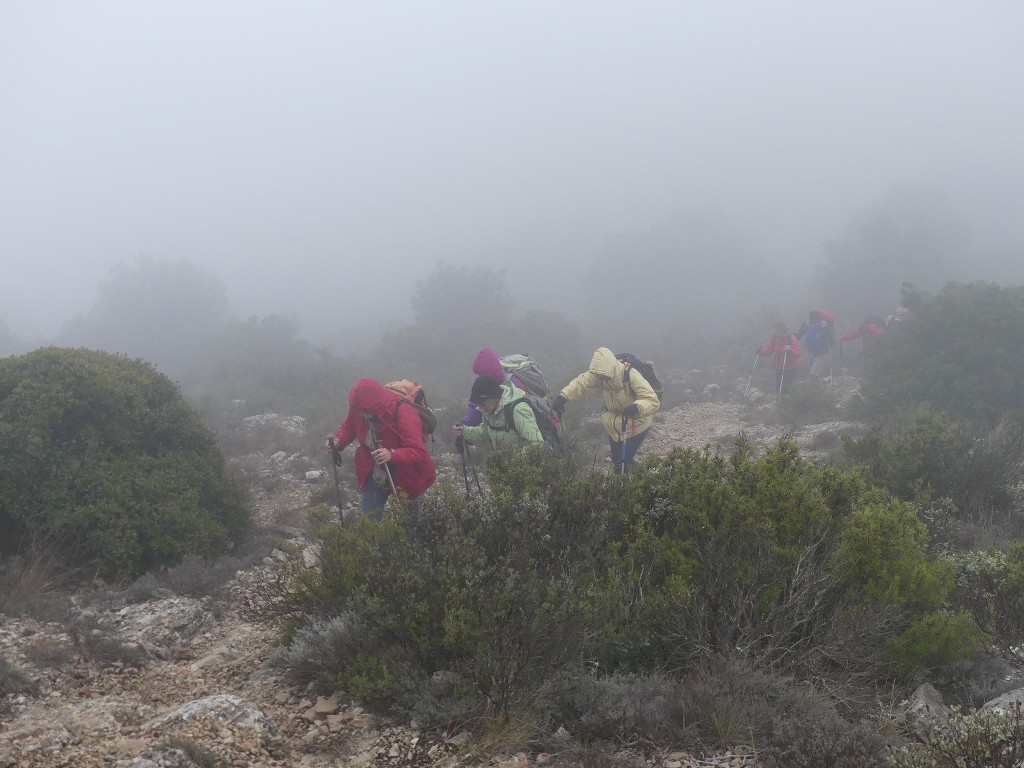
[550, 347, 660, 473]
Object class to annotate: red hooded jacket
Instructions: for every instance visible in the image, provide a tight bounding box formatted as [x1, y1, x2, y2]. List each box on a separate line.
[759, 333, 801, 369]
[333, 378, 437, 498]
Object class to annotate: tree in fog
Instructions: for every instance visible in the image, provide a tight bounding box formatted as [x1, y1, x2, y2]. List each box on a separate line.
[813, 183, 969, 324]
[410, 261, 516, 332]
[59, 257, 229, 378]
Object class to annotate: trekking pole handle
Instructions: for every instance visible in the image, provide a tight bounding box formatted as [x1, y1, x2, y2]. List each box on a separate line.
[328, 437, 342, 466]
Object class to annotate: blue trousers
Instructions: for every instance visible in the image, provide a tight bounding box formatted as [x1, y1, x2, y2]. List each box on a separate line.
[361, 478, 423, 524]
[609, 428, 649, 473]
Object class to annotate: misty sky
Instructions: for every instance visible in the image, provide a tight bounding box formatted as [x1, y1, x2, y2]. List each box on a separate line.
[2, 2, 1022, 343]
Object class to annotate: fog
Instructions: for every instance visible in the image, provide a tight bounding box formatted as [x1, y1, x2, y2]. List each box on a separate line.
[2, 2, 1023, 353]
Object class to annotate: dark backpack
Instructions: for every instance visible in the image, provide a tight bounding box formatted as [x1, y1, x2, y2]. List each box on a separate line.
[502, 394, 565, 453]
[615, 353, 664, 402]
[498, 353, 549, 397]
[385, 379, 437, 437]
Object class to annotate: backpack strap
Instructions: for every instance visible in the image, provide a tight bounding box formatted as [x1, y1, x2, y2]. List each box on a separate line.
[622, 364, 636, 399]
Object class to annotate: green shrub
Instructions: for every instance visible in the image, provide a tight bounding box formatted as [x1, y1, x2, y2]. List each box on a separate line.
[0, 348, 250, 579]
[628, 438, 966, 690]
[271, 438, 968, 730]
[841, 407, 1024, 528]
[863, 281, 1024, 424]
[274, 447, 640, 720]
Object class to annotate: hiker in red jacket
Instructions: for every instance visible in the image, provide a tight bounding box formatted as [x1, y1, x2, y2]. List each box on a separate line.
[326, 378, 436, 520]
[758, 321, 801, 395]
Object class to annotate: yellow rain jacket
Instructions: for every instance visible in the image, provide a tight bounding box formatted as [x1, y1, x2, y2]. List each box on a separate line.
[559, 347, 660, 441]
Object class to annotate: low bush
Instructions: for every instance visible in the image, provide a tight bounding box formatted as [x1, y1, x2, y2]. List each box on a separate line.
[890, 702, 1024, 768]
[0, 551, 67, 618]
[947, 545, 1024, 663]
[840, 407, 1024, 532]
[680, 658, 889, 768]
[779, 380, 839, 425]
[0, 654, 37, 697]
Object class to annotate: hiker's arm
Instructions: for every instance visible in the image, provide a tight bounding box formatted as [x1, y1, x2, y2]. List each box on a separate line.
[332, 409, 359, 450]
[627, 369, 660, 417]
[511, 402, 544, 445]
[461, 422, 486, 444]
[840, 328, 860, 342]
[462, 402, 483, 426]
[386, 407, 432, 467]
[788, 336, 801, 358]
[560, 371, 601, 401]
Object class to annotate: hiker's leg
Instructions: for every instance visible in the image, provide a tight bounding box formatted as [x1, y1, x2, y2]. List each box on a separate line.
[621, 430, 649, 472]
[782, 367, 797, 393]
[809, 354, 823, 378]
[608, 435, 625, 474]
[361, 480, 390, 521]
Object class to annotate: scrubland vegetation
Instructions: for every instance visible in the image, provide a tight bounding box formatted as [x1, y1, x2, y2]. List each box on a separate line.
[6, 248, 1024, 764]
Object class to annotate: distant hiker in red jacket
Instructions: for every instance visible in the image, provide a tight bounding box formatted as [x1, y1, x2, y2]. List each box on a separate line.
[326, 378, 437, 521]
[758, 321, 801, 395]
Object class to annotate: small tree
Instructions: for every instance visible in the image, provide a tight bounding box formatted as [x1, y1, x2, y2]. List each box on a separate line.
[0, 348, 249, 578]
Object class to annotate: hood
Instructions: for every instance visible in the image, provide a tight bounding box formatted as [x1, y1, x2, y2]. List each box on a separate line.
[472, 348, 504, 381]
[348, 378, 397, 418]
[498, 382, 526, 408]
[588, 347, 622, 380]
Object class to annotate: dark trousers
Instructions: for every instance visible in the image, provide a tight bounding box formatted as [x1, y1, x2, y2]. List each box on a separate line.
[609, 428, 649, 473]
[775, 367, 797, 395]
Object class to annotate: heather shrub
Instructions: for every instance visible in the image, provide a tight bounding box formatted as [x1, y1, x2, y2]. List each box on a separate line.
[680, 657, 889, 767]
[544, 671, 690, 744]
[267, 614, 370, 691]
[947, 544, 1024, 663]
[890, 703, 1024, 768]
[0, 654, 37, 697]
[0, 348, 250, 579]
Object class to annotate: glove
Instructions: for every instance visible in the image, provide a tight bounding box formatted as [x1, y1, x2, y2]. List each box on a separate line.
[550, 394, 567, 416]
[621, 403, 640, 418]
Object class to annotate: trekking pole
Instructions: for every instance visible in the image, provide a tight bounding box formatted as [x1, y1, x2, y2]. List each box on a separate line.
[777, 351, 788, 400]
[327, 438, 345, 512]
[620, 414, 628, 473]
[372, 438, 400, 504]
[457, 434, 471, 500]
[467, 443, 483, 497]
[743, 351, 759, 396]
